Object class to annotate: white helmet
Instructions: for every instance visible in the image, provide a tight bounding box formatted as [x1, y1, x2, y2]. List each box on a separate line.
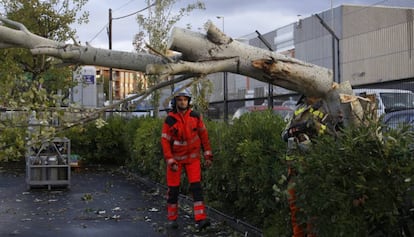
[171, 87, 192, 109]
[173, 87, 192, 99]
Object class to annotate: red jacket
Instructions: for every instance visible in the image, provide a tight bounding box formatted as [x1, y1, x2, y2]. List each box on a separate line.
[161, 109, 212, 163]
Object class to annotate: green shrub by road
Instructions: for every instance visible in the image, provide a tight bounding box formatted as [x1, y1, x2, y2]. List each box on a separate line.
[61, 113, 414, 236]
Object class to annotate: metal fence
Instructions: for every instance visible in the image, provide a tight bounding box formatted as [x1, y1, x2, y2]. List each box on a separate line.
[202, 75, 414, 122]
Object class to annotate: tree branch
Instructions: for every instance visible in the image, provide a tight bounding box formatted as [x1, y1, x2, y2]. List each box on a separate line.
[55, 73, 197, 132]
[146, 58, 239, 76]
[0, 17, 368, 129]
[168, 21, 334, 98]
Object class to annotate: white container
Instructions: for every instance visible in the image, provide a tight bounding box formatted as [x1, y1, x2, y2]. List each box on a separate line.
[48, 156, 58, 181]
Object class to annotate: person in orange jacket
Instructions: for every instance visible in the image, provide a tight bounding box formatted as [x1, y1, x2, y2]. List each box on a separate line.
[282, 95, 329, 237]
[161, 87, 213, 230]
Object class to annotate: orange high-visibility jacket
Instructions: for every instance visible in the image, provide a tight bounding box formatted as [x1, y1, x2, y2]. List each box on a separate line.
[161, 110, 212, 163]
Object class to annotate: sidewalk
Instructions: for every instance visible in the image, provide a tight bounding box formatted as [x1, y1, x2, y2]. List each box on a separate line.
[0, 166, 242, 237]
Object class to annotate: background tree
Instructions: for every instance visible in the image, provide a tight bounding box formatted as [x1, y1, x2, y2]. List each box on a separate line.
[190, 78, 213, 115]
[134, 0, 205, 117]
[0, 0, 89, 102]
[0, 0, 89, 161]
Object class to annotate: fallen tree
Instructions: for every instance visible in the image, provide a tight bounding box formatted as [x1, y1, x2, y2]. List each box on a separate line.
[0, 16, 367, 128]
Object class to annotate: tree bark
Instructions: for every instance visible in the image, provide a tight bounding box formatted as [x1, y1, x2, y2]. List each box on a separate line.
[0, 17, 367, 128]
[163, 22, 334, 98]
[0, 16, 164, 71]
[1, 17, 334, 97]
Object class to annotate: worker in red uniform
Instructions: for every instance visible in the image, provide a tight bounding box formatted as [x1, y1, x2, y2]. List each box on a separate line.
[161, 87, 213, 230]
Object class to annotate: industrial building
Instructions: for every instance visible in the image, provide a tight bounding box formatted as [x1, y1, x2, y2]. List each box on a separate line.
[205, 3, 414, 119]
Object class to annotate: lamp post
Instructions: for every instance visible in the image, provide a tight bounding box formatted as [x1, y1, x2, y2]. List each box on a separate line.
[216, 16, 228, 122]
[216, 16, 224, 32]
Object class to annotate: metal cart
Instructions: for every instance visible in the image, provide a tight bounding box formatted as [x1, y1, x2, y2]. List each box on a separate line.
[26, 137, 71, 190]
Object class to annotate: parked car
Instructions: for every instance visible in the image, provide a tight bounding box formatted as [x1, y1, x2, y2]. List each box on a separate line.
[353, 88, 414, 117]
[125, 94, 153, 118]
[281, 97, 297, 110]
[232, 105, 293, 121]
[382, 108, 414, 130]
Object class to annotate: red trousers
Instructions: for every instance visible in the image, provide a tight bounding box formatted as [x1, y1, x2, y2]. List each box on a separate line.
[166, 159, 206, 221]
[166, 159, 201, 186]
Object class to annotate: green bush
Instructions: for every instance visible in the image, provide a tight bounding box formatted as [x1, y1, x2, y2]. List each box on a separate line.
[0, 127, 26, 162]
[204, 111, 290, 230]
[127, 117, 164, 182]
[122, 116, 146, 161]
[61, 112, 414, 236]
[61, 124, 89, 161]
[292, 122, 414, 236]
[64, 115, 130, 165]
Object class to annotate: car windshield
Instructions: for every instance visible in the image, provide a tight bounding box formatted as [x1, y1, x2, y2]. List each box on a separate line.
[380, 92, 414, 111]
[384, 112, 414, 130]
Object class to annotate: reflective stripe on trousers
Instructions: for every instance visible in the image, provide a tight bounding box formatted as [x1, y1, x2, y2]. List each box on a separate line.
[167, 203, 178, 221]
[193, 201, 206, 221]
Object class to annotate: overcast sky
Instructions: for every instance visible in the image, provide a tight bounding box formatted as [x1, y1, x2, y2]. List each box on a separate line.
[74, 0, 414, 52]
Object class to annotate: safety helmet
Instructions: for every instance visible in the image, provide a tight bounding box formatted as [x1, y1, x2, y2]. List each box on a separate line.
[173, 87, 192, 99]
[171, 87, 192, 109]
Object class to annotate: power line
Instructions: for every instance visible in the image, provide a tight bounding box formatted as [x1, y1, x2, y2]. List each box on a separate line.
[88, 23, 109, 43]
[112, 2, 156, 20]
[113, 0, 135, 12]
[86, 2, 155, 44]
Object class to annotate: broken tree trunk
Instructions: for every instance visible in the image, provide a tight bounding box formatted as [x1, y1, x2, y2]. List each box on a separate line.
[153, 22, 360, 127]
[0, 17, 366, 127]
[153, 22, 334, 98]
[0, 17, 335, 98]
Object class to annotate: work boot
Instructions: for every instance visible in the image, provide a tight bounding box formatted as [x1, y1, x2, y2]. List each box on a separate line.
[167, 220, 179, 229]
[195, 218, 210, 231]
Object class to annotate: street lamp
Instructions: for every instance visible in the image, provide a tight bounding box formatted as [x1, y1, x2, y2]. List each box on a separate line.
[216, 16, 228, 122]
[216, 16, 224, 32]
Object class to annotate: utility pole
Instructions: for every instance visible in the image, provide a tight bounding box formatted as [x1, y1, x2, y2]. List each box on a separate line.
[106, 4, 155, 106]
[108, 8, 113, 105]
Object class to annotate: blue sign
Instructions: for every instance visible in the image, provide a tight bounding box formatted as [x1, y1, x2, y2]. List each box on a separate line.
[83, 75, 95, 84]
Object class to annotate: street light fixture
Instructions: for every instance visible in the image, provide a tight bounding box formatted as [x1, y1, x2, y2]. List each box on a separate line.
[216, 16, 228, 121]
[216, 16, 224, 32]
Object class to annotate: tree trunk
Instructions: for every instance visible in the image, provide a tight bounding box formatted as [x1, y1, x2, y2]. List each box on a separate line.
[165, 22, 334, 98]
[0, 17, 366, 128]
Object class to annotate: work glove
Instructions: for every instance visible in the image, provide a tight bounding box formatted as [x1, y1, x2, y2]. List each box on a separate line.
[204, 155, 213, 168]
[288, 122, 307, 135]
[167, 158, 178, 172]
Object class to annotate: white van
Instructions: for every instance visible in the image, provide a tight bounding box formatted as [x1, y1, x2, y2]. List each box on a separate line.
[353, 88, 414, 116]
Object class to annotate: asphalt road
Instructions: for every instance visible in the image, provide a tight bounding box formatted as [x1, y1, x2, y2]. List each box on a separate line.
[0, 165, 242, 237]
